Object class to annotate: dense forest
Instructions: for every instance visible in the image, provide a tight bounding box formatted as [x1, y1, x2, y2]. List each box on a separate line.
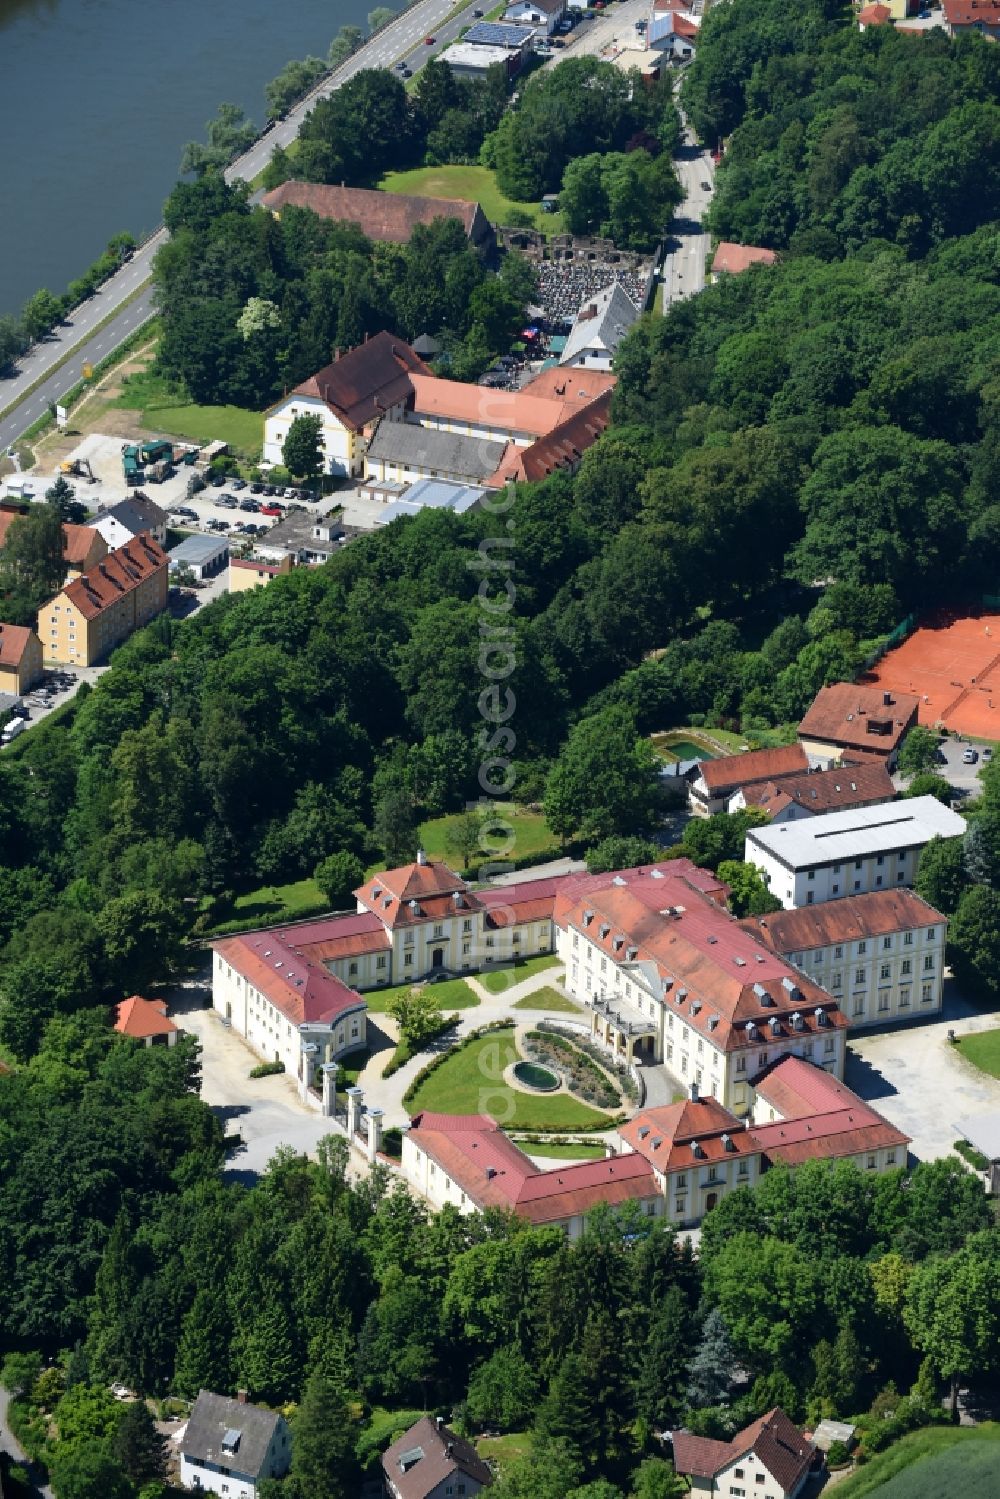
[6, 1, 1000, 1495]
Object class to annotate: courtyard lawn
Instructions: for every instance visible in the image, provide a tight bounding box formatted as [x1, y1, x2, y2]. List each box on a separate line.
[512, 984, 579, 1014]
[407, 1027, 613, 1128]
[380, 164, 564, 234]
[336, 1048, 370, 1087]
[364, 978, 480, 1014]
[517, 1140, 605, 1160]
[479, 953, 561, 994]
[416, 802, 559, 869]
[957, 1028, 1000, 1079]
[833, 1424, 1000, 1499]
[228, 878, 327, 928]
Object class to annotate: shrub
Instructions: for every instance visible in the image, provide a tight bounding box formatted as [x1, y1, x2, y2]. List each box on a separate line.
[953, 1139, 989, 1171]
[826, 1440, 851, 1469]
[524, 1028, 622, 1108]
[249, 1059, 284, 1078]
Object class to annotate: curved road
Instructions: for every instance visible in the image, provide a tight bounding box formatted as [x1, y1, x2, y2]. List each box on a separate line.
[0, 1386, 53, 1499]
[0, 0, 486, 455]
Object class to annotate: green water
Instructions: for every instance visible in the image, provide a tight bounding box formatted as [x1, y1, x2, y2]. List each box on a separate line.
[664, 739, 717, 761]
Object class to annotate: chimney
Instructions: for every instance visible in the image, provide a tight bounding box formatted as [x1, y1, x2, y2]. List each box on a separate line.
[883, 690, 892, 707]
[237, 1389, 249, 1404]
[416, 847, 427, 866]
[436, 1416, 444, 1431]
[446, 1443, 454, 1460]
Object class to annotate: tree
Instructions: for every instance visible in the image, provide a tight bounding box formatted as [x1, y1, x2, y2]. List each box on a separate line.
[282, 413, 324, 480]
[545, 706, 660, 844]
[686, 1308, 737, 1409]
[904, 1240, 1000, 1414]
[446, 810, 486, 872]
[628, 1459, 687, 1499]
[180, 102, 256, 175]
[466, 1346, 539, 1430]
[96, 889, 184, 995]
[264, 56, 327, 120]
[716, 860, 782, 918]
[898, 726, 941, 777]
[328, 25, 365, 68]
[903, 773, 952, 804]
[314, 851, 366, 908]
[22, 287, 64, 341]
[0, 503, 65, 624]
[387, 985, 444, 1049]
[289, 1371, 358, 1499]
[111, 1402, 167, 1487]
[915, 836, 967, 917]
[237, 296, 282, 341]
[683, 809, 770, 871]
[368, 6, 396, 30]
[586, 836, 663, 874]
[48, 1447, 132, 1499]
[374, 787, 418, 867]
[948, 884, 1000, 1001]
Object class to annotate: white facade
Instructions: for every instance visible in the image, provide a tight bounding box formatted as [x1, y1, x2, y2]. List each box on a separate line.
[691, 1448, 808, 1499]
[179, 1425, 290, 1499]
[327, 913, 555, 991]
[745, 797, 966, 910]
[212, 950, 366, 1077]
[263, 390, 410, 477]
[92, 509, 167, 548]
[780, 921, 945, 1027]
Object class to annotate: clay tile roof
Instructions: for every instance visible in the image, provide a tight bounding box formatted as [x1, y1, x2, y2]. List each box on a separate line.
[262, 181, 483, 243]
[521, 366, 617, 405]
[858, 2, 892, 19]
[746, 1053, 863, 1119]
[382, 1417, 493, 1499]
[114, 995, 177, 1039]
[0, 622, 37, 669]
[353, 857, 484, 930]
[942, 0, 1000, 21]
[675, 1409, 814, 1489]
[491, 391, 613, 486]
[409, 374, 586, 438]
[738, 761, 896, 816]
[671, 1431, 737, 1478]
[212, 931, 362, 1028]
[797, 682, 920, 754]
[750, 1106, 910, 1166]
[741, 888, 945, 956]
[287, 332, 431, 432]
[61, 532, 167, 622]
[712, 241, 778, 274]
[699, 743, 808, 794]
[0, 512, 103, 568]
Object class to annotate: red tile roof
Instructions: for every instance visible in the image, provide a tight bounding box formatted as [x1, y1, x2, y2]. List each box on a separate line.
[741, 888, 945, 956]
[0, 622, 37, 670]
[520, 367, 617, 404]
[285, 332, 431, 432]
[671, 1431, 738, 1479]
[737, 761, 896, 816]
[62, 533, 167, 622]
[409, 374, 593, 438]
[858, 2, 892, 20]
[288, 910, 391, 963]
[750, 1107, 909, 1166]
[382, 1417, 493, 1499]
[712, 242, 778, 274]
[749, 1054, 866, 1120]
[698, 743, 808, 795]
[262, 181, 485, 244]
[0, 512, 103, 569]
[674, 1408, 814, 1491]
[618, 1096, 760, 1174]
[486, 391, 613, 486]
[114, 995, 177, 1039]
[213, 930, 363, 1028]
[942, 0, 1000, 23]
[354, 858, 484, 930]
[798, 682, 920, 756]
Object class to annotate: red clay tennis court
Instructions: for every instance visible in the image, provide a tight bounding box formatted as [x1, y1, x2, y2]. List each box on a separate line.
[866, 612, 1000, 740]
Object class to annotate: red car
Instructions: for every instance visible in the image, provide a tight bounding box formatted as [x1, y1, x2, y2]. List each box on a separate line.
[260, 504, 283, 517]
[424, 34, 435, 43]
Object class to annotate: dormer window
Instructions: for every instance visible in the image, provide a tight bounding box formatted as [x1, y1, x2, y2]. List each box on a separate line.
[599, 923, 611, 939]
[583, 910, 594, 926]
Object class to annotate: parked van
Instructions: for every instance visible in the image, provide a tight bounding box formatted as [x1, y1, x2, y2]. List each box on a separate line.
[1, 718, 26, 745]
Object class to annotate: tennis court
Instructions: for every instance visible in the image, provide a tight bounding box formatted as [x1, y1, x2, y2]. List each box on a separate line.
[866, 612, 1000, 740]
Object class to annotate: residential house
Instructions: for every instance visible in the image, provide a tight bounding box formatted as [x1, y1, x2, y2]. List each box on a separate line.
[857, 2, 893, 26]
[744, 795, 966, 910]
[555, 860, 849, 1116]
[617, 1092, 762, 1226]
[212, 928, 367, 1094]
[647, 3, 700, 59]
[229, 555, 295, 592]
[741, 888, 947, 1024]
[114, 995, 178, 1047]
[36, 532, 168, 666]
[940, 0, 1000, 33]
[364, 421, 509, 488]
[727, 761, 897, 823]
[262, 332, 431, 475]
[559, 281, 640, 371]
[179, 1390, 290, 1499]
[464, 19, 537, 51]
[505, 0, 565, 32]
[383, 1417, 493, 1499]
[689, 743, 809, 816]
[261, 181, 495, 256]
[711, 242, 778, 277]
[0, 622, 43, 695]
[254, 511, 351, 566]
[90, 493, 168, 549]
[0, 509, 108, 581]
[673, 1408, 816, 1499]
[797, 682, 920, 769]
[403, 1112, 665, 1235]
[749, 1055, 909, 1172]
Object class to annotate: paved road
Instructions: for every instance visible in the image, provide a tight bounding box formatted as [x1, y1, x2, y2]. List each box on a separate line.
[0, 0, 486, 455]
[0, 1385, 53, 1499]
[661, 120, 715, 312]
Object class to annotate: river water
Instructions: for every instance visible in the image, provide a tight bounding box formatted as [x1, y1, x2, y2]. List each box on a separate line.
[0, 0, 372, 318]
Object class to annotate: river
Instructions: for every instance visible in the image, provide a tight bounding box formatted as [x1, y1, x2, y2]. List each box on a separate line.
[0, 0, 373, 319]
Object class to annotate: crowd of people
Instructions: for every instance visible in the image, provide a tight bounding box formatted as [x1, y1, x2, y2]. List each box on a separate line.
[532, 258, 649, 324]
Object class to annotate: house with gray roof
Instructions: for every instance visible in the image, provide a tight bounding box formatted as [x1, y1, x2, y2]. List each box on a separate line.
[91, 492, 168, 548]
[559, 281, 639, 372]
[382, 1416, 493, 1499]
[180, 1390, 290, 1499]
[365, 420, 509, 487]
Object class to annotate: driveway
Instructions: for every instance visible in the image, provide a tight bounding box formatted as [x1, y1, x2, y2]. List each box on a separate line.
[0, 1386, 53, 1499]
[845, 977, 1000, 1162]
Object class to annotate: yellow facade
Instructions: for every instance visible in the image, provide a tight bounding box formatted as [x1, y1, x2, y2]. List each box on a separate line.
[0, 628, 43, 695]
[38, 560, 168, 667]
[228, 556, 294, 593]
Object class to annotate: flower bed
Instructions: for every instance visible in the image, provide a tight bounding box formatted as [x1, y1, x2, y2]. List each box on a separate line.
[523, 1030, 621, 1110]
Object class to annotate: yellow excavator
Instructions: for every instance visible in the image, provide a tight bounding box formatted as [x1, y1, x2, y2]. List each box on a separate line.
[60, 457, 97, 482]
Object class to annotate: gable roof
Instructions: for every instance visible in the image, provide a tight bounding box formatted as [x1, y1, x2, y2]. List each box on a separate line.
[736, 761, 896, 817]
[858, 2, 892, 19]
[674, 1408, 814, 1491]
[92, 493, 168, 535]
[618, 1095, 760, 1174]
[0, 511, 104, 569]
[213, 929, 363, 1028]
[0, 622, 38, 670]
[712, 241, 778, 274]
[262, 181, 485, 243]
[750, 1104, 909, 1166]
[748, 1053, 870, 1120]
[698, 743, 809, 796]
[797, 682, 920, 755]
[61, 533, 167, 621]
[367, 419, 509, 480]
[354, 857, 484, 930]
[382, 1417, 493, 1499]
[942, 0, 1000, 22]
[285, 333, 431, 432]
[521, 366, 617, 405]
[487, 391, 613, 486]
[560, 281, 639, 365]
[742, 888, 946, 956]
[114, 995, 177, 1039]
[409, 374, 586, 439]
[182, 1391, 282, 1478]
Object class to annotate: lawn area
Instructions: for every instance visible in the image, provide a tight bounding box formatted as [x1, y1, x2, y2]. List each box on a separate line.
[479, 954, 561, 994]
[512, 984, 580, 1014]
[834, 1424, 1000, 1499]
[364, 978, 480, 1014]
[517, 1139, 605, 1160]
[407, 1027, 613, 1128]
[415, 801, 559, 869]
[228, 878, 327, 928]
[380, 164, 564, 234]
[336, 1049, 370, 1087]
[957, 1029, 1000, 1079]
[113, 366, 263, 458]
[476, 1432, 531, 1467]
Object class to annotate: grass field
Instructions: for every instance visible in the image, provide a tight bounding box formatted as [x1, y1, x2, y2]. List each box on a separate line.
[834, 1425, 1000, 1499]
[512, 984, 579, 1013]
[337, 1049, 371, 1087]
[476, 1432, 531, 1467]
[957, 1029, 1000, 1079]
[380, 164, 564, 234]
[364, 978, 480, 1014]
[518, 1139, 605, 1160]
[113, 367, 262, 457]
[230, 878, 326, 927]
[479, 954, 561, 994]
[407, 1027, 612, 1128]
[416, 802, 558, 868]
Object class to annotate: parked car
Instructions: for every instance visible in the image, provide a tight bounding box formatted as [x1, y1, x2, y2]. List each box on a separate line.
[250, 481, 264, 494]
[230, 477, 246, 490]
[401, 66, 412, 76]
[260, 504, 283, 517]
[209, 471, 227, 487]
[424, 35, 435, 43]
[984, 748, 993, 761]
[963, 748, 979, 764]
[174, 505, 198, 519]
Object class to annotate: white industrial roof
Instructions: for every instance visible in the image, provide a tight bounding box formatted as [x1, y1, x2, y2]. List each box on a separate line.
[168, 534, 230, 566]
[442, 41, 513, 67]
[956, 1111, 1000, 1162]
[746, 795, 966, 869]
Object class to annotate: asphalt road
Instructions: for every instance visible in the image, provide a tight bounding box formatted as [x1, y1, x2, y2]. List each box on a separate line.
[661, 120, 715, 312]
[0, 1385, 53, 1499]
[0, 0, 487, 455]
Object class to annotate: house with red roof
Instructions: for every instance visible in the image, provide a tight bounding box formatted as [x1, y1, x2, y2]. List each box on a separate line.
[749, 1054, 909, 1172]
[797, 682, 919, 769]
[673, 1407, 816, 1499]
[0, 621, 43, 696]
[113, 995, 178, 1047]
[617, 1091, 762, 1224]
[690, 743, 809, 816]
[857, 2, 893, 26]
[941, 0, 1000, 34]
[727, 761, 896, 824]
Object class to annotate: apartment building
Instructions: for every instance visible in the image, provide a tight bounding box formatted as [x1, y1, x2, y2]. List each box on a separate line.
[744, 796, 966, 910]
[743, 889, 947, 1025]
[36, 532, 168, 666]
